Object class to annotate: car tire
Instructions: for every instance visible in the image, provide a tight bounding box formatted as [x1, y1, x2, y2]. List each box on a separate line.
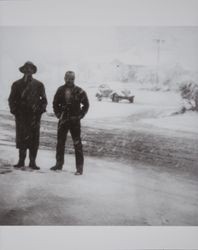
[112, 94, 119, 102]
[129, 96, 134, 103]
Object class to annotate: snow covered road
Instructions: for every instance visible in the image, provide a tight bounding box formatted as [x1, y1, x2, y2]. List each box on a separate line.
[0, 145, 198, 225]
[0, 88, 198, 225]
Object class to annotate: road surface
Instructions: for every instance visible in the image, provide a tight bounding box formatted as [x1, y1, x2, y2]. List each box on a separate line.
[0, 145, 198, 225]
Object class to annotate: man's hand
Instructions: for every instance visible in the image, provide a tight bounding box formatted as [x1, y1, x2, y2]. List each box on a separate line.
[56, 112, 62, 119]
[79, 114, 84, 120]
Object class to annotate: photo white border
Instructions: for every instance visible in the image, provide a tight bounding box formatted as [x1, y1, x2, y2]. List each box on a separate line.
[0, 226, 198, 249]
[0, 0, 198, 249]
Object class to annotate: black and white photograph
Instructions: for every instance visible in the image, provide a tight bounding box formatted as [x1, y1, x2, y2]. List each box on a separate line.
[0, 0, 198, 230]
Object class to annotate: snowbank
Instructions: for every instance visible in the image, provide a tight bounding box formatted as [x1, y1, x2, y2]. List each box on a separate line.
[143, 111, 198, 134]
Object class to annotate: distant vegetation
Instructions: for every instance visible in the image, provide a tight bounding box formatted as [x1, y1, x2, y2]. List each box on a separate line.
[179, 81, 198, 112]
[80, 60, 198, 94]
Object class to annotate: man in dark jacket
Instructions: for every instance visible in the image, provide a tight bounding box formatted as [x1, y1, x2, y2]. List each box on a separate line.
[8, 61, 47, 170]
[51, 71, 89, 175]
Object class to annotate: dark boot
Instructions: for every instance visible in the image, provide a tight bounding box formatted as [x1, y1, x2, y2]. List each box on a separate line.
[50, 163, 63, 171]
[29, 162, 40, 170]
[74, 171, 83, 176]
[14, 149, 27, 168]
[29, 148, 40, 170]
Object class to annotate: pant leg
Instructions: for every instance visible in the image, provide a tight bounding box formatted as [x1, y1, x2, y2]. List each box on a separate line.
[70, 120, 84, 173]
[56, 120, 69, 166]
[14, 148, 27, 167]
[19, 148, 27, 164]
[27, 114, 41, 165]
[15, 115, 29, 149]
[29, 147, 38, 165]
[29, 114, 41, 150]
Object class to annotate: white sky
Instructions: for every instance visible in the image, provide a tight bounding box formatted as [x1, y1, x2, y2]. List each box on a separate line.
[0, 26, 198, 69]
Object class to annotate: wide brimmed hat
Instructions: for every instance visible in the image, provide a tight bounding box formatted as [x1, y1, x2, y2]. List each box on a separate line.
[19, 61, 37, 74]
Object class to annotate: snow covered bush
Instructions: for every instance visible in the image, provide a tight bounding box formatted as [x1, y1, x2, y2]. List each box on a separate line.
[179, 81, 198, 112]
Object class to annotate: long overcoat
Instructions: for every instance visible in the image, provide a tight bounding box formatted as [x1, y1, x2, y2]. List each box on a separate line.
[8, 77, 47, 149]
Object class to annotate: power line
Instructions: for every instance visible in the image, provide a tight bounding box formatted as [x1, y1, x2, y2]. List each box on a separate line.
[153, 39, 165, 84]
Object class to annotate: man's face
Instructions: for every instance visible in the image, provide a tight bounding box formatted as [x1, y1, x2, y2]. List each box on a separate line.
[64, 72, 75, 87]
[24, 65, 34, 76]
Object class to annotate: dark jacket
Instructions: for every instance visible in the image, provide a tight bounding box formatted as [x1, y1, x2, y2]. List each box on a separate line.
[53, 84, 89, 120]
[8, 77, 47, 149]
[9, 77, 47, 116]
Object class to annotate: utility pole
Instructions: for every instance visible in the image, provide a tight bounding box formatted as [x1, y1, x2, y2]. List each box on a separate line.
[153, 39, 165, 85]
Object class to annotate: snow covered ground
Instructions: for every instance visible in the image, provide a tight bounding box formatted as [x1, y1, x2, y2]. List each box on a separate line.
[83, 85, 198, 137]
[0, 87, 198, 225]
[0, 145, 198, 225]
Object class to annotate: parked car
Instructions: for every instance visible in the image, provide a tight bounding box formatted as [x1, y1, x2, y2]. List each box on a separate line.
[96, 84, 135, 103]
[96, 84, 113, 101]
[111, 89, 135, 103]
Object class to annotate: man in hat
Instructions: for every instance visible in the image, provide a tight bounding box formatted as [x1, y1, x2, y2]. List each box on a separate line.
[8, 61, 47, 170]
[51, 71, 89, 175]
